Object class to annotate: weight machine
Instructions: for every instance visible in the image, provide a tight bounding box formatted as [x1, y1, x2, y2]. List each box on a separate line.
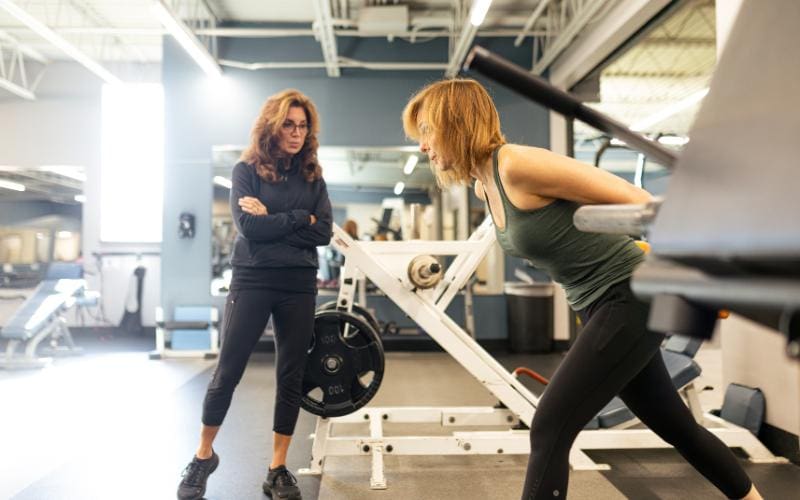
[297, 219, 779, 489]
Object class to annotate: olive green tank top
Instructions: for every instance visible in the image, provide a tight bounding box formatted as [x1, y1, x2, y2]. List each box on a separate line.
[486, 146, 645, 310]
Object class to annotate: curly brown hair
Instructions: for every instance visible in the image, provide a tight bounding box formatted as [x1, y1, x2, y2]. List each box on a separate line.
[240, 89, 322, 183]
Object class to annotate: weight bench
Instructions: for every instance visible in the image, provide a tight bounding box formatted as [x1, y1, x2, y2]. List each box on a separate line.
[0, 263, 86, 370]
[150, 306, 219, 360]
[588, 335, 703, 429]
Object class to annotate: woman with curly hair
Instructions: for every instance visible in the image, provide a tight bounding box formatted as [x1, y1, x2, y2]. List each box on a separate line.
[178, 89, 331, 500]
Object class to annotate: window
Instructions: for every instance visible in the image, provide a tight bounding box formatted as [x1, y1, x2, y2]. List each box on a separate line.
[100, 84, 164, 243]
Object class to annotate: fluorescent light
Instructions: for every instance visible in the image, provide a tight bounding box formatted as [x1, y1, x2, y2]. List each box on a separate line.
[393, 181, 405, 195]
[0, 179, 25, 191]
[40, 165, 87, 182]
[657, 135, 690, 146]
[0, 0, 121, 84]
[631, 88, 709, 132]
[74, 194, 86, 203]
[56, 231, 72, 239]
[152, 0, 222, 78]
[403, 155, 419, 175]
[469, 0, 493, 27]
[213, 176, 232, 189]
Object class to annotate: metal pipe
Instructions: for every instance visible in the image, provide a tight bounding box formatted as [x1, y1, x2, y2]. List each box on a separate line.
[219, 58, 448, 71]
[464, 46, 678, 168]
[514, 0, 553, 47]
[0, 25, 550, 39]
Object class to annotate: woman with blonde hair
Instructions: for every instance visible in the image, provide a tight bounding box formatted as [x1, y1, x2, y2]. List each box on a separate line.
[402, 79, 761, 500]
[178, 89, 331, 500]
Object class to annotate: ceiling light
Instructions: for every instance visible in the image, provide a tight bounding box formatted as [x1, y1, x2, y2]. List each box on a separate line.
[56, 231, 72, 239]
[657, 135, 690, 146]
[0, 179, 25, 191]
[74, 194, 86, 203]
[213, 176, 232, 189]
[631, 88, 709, 132]
[152, 0, 222, 78]
[403, 155, 419, 175]
[0, 0, 121, 84]
[393, 181, 405, 195]
[469, 0, 494, 27]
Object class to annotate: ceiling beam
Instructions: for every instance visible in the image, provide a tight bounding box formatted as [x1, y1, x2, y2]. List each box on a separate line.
[514, 0, 553, 47]
[312, 0, 340, 77]
[549, 0, 673, 88]
[153, 0, 221, 78]
[0, 29, 48, 100]
[532, 0, 612, 75]
[445, 12, 479, 77]
[0, 0, 121, 84]
[0, 26, 550, 39]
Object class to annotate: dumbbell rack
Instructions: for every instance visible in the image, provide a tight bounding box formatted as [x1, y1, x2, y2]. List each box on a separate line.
[299, 221, 781, 490]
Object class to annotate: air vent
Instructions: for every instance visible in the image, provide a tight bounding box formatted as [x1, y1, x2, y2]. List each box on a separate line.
[357, 5, 409, 36]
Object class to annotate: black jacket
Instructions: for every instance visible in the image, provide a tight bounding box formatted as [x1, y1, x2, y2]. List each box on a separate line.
[229, 161, 332, 269]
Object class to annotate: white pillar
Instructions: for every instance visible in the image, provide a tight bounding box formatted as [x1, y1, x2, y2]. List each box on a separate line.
[549, 112, 572, 342]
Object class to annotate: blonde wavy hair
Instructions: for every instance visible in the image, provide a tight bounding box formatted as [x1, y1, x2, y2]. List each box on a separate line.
[241, 89, 322, 183]
[402, 79, 505, 187]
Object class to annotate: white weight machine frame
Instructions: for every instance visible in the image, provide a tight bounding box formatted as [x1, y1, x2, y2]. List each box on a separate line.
[298, 221, 782, 489]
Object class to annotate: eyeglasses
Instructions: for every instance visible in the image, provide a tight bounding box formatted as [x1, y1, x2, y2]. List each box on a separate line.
[281, 121, 309, 134]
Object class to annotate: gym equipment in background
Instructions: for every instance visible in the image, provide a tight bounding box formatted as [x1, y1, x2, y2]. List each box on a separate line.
[0, 263, 88, 369]
[119, 265, 146, 336]
[150, 306, 219, 360]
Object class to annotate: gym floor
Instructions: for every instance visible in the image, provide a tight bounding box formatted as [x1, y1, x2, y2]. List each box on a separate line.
[2, 333, 799, 500]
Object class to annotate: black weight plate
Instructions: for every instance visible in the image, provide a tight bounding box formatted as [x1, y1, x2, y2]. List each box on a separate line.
[317, 300, 382, 337]
[301, 310, 385, 417]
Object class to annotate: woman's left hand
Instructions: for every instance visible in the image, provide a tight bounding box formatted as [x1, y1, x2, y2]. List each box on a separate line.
[239, 196, 268, 216]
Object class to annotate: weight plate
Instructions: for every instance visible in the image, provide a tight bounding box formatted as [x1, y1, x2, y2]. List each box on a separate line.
[317, 300, 381, 336]
[301, 310, 385, 417]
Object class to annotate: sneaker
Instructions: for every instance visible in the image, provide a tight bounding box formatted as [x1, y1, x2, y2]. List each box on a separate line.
[177, 451, 219, 500]
[262, 465, 302, 499]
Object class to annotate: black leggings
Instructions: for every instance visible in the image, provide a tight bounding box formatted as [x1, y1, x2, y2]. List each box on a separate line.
[202, 288, 316, 435]
[521, 280, 753, 500]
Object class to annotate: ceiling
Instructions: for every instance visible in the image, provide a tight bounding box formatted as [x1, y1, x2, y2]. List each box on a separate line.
[0, 0, 559, 64]
[0, 0, 719, 133]
[0, 164, 84, 203]
[0, 0, 722, 201]
[576, 0, 717, 142]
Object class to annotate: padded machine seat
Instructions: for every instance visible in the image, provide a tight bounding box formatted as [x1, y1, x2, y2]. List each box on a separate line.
[0, 263, 86, 369]
[590, 335, 703, 429]
[150, 306, 219, 359]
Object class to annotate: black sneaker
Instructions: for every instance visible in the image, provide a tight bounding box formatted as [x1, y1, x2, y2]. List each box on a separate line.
[177, 451, 219, 500]
[262, 465, 302, 499]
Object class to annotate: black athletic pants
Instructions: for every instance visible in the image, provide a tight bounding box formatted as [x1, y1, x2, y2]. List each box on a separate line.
[521, 280, 753, 500]
[202, 288, 316, 436]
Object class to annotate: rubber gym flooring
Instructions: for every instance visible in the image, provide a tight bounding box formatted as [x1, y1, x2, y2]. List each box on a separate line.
[1, 332, 799, 499]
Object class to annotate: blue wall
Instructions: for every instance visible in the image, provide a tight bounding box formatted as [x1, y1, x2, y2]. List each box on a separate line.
[161, 34, 550, 338]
